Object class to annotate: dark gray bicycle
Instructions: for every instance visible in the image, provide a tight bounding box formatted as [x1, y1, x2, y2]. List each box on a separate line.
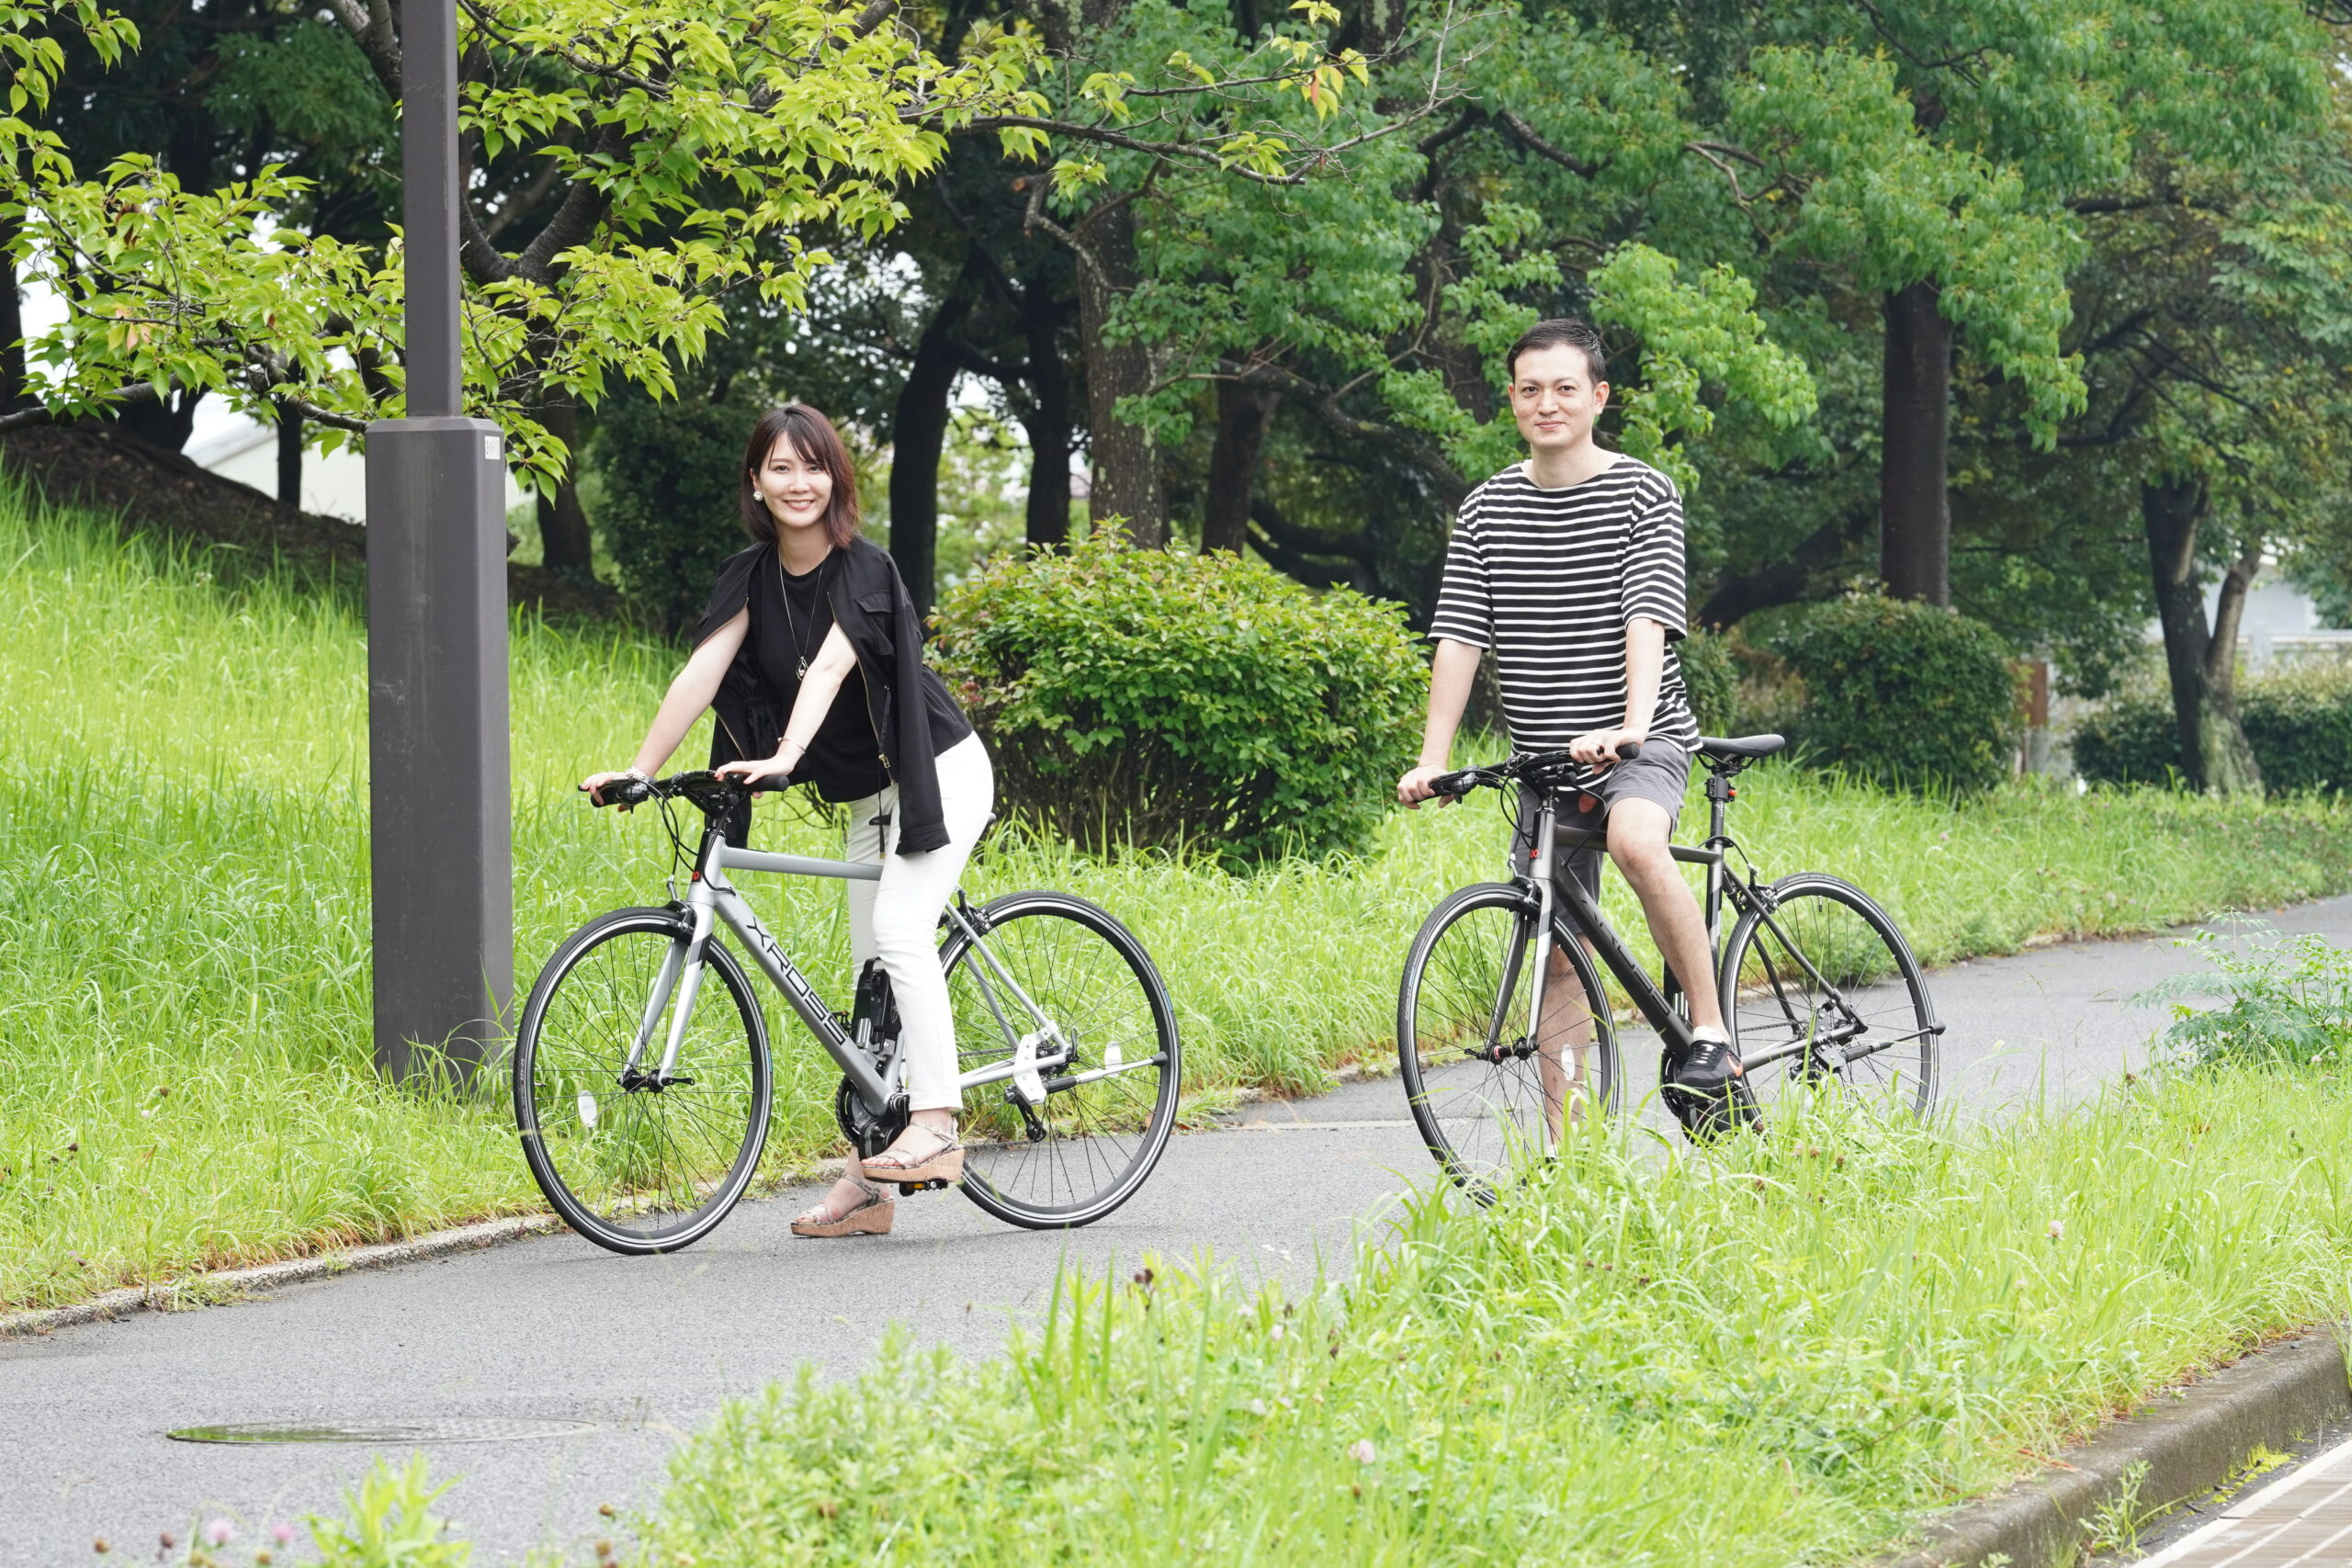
[514, 770, 1182, 1254]
[1397, 736, 1941, 1195]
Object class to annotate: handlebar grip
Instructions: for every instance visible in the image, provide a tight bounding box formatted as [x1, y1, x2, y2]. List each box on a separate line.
[1428, 769, 1481, 797]
[584, 777, 651, 808]
[1616, 740, 1643, 761]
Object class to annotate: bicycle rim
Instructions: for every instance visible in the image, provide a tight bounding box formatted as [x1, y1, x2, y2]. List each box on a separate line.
[514, 909, 772, 1254]
[943, 892, 1181, 1229]
[1720, 875, 1938, 1123]
[1397, 883, 1619, 1199]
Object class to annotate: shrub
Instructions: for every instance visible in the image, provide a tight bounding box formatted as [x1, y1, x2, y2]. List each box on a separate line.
[2245, 664, 2352, 794]
[2070, 687, 2178, 787]
[2074, 662, 2352, 793]
[1770, 596, 2018, 795]
[586, 392, 759, 636]
[1675, 628, 1739, 736]
[930, 535, 1425, 863]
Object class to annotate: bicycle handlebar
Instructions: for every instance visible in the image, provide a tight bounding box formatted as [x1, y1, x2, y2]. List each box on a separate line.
[1429, 741, 1643, 800]
[583, 769, 791, 811]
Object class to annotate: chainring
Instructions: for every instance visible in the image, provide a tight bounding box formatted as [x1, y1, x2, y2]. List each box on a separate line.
[1657, 1043, 1762, 1141]
[834, 1077, 910, 1159]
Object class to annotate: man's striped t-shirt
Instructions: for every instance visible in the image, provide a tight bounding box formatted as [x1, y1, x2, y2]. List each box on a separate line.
[1429, 457, 1701, 785]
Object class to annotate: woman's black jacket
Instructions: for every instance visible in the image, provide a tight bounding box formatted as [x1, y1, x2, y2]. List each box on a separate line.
[689, 536, 960, 853]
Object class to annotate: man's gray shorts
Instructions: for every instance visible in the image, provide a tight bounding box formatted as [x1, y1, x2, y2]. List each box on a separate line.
[1510, 740, 1693, 904]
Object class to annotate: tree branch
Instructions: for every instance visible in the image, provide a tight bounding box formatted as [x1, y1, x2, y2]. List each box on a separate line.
[1217, 357, 1464, 497]
[1696, 505, 1872, 628]
[1497, 110, 1604, 178]
[0, 383, 162, 433]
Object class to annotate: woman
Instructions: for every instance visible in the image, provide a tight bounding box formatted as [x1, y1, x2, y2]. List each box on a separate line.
[582, 404, 994, 1239]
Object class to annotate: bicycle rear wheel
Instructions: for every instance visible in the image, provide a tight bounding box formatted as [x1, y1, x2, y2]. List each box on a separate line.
[941, 892, 1181, 1229]
[1397, 882, 1621, 1199]
[1719, 874, 1939, 1124]
[514, 907, 772, 1255]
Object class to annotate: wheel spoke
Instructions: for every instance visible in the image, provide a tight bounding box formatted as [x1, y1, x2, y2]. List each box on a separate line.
[946, 897, 1179, 1227]
[1400, 889, 1616, 1200]
[517, 919, 769, 1253]
[1724, 881, 1937, 1125]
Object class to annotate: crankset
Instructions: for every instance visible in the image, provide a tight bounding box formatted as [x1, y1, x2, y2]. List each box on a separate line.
[832, 959, 910, 1158]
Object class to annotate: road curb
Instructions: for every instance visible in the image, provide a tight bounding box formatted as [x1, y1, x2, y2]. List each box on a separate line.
[1884, 1326, 2351, 1568]
[0, 1213, 566, 1338]
[0, 1157, 863, 1340]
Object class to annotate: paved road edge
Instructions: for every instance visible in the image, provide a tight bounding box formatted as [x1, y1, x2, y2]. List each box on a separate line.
[1883, 1326, 2350, 1568]
[0, 1155, 881, 1339]
[0, 1213, 568, 1338]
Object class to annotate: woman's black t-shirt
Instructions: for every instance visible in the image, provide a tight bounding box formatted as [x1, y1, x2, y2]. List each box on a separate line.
[748, 553, 890, 804]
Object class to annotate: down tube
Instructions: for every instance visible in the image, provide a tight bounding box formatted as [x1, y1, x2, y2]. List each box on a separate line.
[710, 887, 891, 1110]
[1553, 875, 1688, 1047]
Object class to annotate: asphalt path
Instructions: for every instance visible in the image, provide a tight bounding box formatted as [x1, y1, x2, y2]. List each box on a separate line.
[10, 896, 2352, 1565]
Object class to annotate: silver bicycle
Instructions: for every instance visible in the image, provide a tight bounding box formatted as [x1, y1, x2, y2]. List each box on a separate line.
[514, 770, 1182, 1255]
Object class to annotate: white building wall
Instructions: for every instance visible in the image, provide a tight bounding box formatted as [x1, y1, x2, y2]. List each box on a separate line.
[185, 407, 528, 524]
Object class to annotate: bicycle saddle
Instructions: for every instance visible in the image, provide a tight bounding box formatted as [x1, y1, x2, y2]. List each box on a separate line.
[1698, 734, 1786, 762]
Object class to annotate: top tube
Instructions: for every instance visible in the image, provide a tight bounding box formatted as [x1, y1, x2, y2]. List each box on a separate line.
[714, 843, 881, 882]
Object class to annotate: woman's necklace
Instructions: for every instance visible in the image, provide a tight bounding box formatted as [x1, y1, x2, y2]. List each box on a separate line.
[776, 551, 824, 682]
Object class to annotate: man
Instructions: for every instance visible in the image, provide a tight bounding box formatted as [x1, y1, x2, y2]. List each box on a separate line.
[1396, 318, 1738, 1124]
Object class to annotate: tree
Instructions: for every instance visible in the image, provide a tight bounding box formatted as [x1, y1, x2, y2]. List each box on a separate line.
[13, 0, 400, 459]
[0, 0, 1054, 578]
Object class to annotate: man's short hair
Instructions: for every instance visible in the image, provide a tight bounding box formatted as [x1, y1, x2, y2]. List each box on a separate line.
[1504, 319, 1608, 385]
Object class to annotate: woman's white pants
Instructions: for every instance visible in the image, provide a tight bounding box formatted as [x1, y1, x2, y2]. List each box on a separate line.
[842, 732, 994, 1114]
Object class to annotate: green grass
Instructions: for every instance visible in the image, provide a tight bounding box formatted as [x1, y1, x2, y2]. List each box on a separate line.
[627, 1064, 2352, 1566]
[6, 478, 2352, 1312]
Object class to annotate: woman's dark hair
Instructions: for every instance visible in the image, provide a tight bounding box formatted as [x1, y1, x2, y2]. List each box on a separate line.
[740, 404, 862, 548]
[1504, 319, 1608, 384]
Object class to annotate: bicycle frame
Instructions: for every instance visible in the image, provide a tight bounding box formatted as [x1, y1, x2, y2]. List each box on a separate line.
[615, 825, 1080, 1117]
[1521, 797, 1723, 1060]
[1521, 771, 1903, 1077]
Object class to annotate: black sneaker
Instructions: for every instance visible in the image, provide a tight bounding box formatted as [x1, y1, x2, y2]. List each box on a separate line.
[1663, 1034, 1752, 1137]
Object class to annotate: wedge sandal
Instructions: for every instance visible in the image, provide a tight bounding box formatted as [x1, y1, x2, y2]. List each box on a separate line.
[858, 1122, 965, 1186]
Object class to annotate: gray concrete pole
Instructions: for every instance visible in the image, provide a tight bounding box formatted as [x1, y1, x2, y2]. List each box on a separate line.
[365, 0, 513, 1081]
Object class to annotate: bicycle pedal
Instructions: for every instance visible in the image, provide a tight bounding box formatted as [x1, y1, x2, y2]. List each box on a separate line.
[895, 1179, 953, 1194]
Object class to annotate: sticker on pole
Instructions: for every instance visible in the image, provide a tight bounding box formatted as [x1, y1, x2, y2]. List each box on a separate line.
[483, 434, 503, 461]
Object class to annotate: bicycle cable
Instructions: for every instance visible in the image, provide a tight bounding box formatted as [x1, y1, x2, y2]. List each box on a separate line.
[655, 787, 695, 883]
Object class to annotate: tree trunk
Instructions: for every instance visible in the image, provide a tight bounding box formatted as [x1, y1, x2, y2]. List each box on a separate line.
[535, 395, 595, 576]
[1880, 280, 1951, 605]
[2143, 475, 2263, 795]
[276, 400, 303, 508]
[1203, 380, 1278, 556]
[0, 215, 26, 412]
[890, 294, 968, 617]
[115, 389, 204, 453]
[1071, 200, 1165, 546]
[1019, 288, 1074, 551]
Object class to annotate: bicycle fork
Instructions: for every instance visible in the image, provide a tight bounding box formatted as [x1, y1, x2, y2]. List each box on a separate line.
[621, 897, 710, 1089]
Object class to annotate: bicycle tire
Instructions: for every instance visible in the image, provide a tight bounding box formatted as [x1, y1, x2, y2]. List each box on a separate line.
[1397, 882, 1621, 1200]
[939, 891, 1181, 1229]
[1717, 874, 1939, 1124]
[514, 907, 773, 1255]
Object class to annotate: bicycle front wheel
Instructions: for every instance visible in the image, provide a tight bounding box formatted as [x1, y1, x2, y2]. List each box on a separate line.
[1398, 883, 1621, 1199]
[1719, 874, 1939, 1124]
[942, 892, 1181, 1229]
[514, 907, 773, 1255]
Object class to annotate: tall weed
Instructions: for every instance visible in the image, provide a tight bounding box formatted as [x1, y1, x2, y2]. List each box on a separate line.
[2140, 924, 2352, 1067]
[630, 1067, 2352, 1565]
